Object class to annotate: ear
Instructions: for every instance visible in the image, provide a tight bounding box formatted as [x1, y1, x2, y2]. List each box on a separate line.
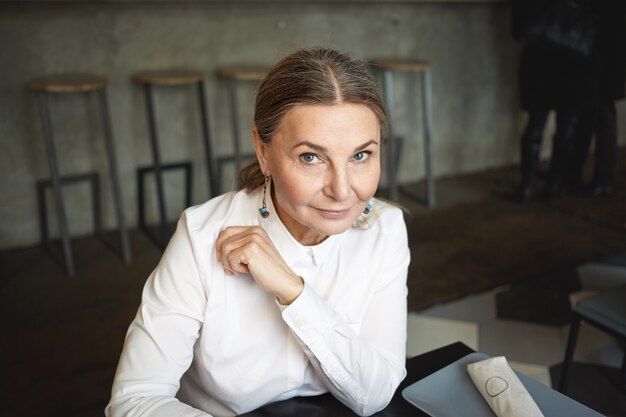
[253, 125, 270, 175]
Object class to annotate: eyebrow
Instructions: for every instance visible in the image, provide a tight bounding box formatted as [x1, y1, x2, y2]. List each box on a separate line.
[293, 139, 379, 153]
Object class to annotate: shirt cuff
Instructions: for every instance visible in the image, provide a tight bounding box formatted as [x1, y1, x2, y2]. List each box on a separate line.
[280, 281, 333, 329]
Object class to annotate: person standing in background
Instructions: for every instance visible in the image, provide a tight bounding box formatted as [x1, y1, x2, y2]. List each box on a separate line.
[511, 0, 598, 203]
[565, 1, 626, 196]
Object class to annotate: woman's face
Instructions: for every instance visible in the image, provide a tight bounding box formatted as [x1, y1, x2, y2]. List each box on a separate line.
[254, 103, 381, 246]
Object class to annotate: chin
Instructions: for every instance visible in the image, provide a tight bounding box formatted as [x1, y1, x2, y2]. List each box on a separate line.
[312, 218, 357, 236]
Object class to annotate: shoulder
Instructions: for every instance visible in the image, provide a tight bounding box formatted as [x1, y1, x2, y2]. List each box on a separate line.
[346, 199, 410, 289]
[181, 188, 261, 237]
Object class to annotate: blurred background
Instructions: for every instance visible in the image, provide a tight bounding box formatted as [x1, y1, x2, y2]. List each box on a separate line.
[0, 0, 542, 242]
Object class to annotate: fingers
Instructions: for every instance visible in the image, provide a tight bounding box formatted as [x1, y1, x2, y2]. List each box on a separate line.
[214, 226, 302, 302]
[215, 226, 269, 275]
[223, 247, 251, 275]
[215, 226, 266, 259]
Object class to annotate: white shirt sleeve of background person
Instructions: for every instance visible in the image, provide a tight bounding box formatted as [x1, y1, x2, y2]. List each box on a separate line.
[280, 208, 410, 417]
[105, 212, 212, 417]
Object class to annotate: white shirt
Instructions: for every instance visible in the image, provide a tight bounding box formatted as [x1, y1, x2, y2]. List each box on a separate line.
[106, 187, 410, 417]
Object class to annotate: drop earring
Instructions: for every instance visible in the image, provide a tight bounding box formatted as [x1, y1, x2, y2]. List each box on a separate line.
[259, 174, 271, 218]
[363, 202, 372, 215]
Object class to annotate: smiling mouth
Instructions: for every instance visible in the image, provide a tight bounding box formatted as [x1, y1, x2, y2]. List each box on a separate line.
[315, 208, 352, 219]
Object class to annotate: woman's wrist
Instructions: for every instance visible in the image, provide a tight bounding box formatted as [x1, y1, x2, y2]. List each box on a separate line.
[276, 275, 305, 305]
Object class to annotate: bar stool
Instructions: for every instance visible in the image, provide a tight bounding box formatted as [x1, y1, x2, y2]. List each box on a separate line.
[370, 59, 435, 208]
[216, 66, 268, 194]
[28, 74, 132, 276]
[134, 69, 216, 249]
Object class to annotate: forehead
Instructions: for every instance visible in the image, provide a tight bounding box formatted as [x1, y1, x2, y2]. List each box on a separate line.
[274, 103, 380, 147]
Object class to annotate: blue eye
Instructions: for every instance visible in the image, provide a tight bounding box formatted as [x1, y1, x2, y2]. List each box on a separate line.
[301, 153, 318, 164]
[354, 151, 370, 161]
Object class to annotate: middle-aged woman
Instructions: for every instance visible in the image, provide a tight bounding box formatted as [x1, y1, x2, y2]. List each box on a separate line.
[106, 47, 410, 417]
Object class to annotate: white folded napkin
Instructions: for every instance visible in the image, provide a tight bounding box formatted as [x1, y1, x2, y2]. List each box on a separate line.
[467, 356, 544, 417]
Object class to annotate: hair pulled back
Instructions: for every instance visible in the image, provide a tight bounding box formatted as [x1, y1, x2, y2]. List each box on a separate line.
[239, 47, 388, 191]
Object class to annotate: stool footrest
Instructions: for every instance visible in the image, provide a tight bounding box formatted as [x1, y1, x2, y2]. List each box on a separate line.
[37, 172, 132, 269]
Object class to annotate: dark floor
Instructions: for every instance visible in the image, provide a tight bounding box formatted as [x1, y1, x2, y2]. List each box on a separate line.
[1, 150, 625, 417]
[400, 152, 626, 314]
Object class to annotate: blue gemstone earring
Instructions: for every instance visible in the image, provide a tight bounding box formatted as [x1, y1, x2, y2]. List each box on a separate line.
[363, 202, 372, 215]
[259, 174, 271, 218]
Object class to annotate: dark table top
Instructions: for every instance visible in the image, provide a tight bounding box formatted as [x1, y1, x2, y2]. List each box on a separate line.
[240, 341, 474, 417]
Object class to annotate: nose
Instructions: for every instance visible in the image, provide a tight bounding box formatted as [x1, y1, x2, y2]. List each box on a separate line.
[324, 165, 351, 202]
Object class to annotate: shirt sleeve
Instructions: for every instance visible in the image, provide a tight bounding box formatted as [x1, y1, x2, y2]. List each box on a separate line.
[105, 213, 212, 417]
[280, 211, 410, 417]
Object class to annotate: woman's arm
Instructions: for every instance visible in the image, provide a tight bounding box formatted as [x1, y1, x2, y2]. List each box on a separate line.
[106, 213, 212, 417]
[214, 208, 409, 416]
[280, 211, 410, 416]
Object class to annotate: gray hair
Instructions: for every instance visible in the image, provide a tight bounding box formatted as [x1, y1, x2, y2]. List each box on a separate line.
[239, 47, 388, 191]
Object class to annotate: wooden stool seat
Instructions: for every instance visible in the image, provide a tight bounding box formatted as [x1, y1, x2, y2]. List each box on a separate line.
[370, 59, 431, 73]
[217, 66, 268, 81]
[28, 74, 107, 93]
[134, 69, 205, 86]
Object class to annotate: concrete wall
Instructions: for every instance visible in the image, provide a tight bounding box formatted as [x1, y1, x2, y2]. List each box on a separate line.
[1, 1, 624, 250]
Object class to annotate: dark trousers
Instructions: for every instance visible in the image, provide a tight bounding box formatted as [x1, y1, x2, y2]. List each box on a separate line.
[520, 108, 577, 193]
[520, 110, 549, 189]
[567, 102, 618, 187]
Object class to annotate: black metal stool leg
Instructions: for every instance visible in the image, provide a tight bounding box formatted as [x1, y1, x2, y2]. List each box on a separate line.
[143, 84, 169, 248]
[421, 69, 435, 208]
[36, 92, 75, 276]
[97, 90, 132, 263]
[137, 167, 146, 235]
[91, 173, 102, 236]
[382, 69, 399, 201]
[197, 81, 218, 198]
[619, 350, 626, 392]
[228, 78, 244, 179]
[559, 313, 581, 393]
[37, 181, 50, 247]
[185, 161, 193, 208]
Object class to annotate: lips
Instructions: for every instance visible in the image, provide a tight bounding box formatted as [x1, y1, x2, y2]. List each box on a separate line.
[315, 207, 352, 219]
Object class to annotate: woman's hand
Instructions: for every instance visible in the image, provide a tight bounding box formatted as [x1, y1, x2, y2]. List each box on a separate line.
[215, 226, 304, 305]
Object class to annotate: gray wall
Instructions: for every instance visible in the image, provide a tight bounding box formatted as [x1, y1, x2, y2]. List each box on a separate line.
[1, 1, 624, 250]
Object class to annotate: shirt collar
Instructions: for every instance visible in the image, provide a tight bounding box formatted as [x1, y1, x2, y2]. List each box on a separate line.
[256, 184, 344, 267]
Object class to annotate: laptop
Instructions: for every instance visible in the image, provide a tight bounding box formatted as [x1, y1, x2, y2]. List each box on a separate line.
[402, 352, 604, 417]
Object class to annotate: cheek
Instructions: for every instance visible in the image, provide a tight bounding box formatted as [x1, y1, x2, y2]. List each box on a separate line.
[355, 164, 380, 200]
[274, 173, 319, 206]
